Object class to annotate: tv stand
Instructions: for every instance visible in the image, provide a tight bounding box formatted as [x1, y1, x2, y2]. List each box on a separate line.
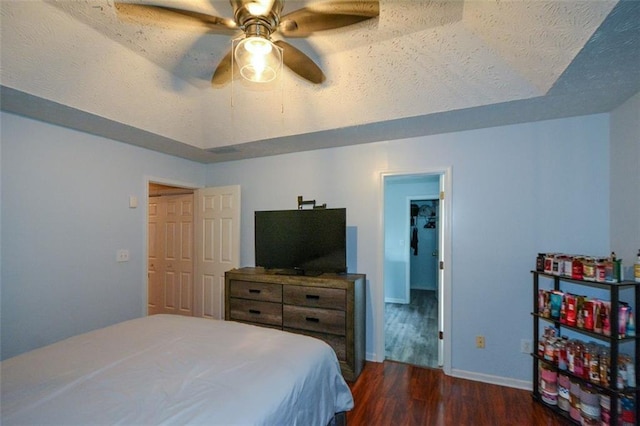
[225, 267, 366, 381]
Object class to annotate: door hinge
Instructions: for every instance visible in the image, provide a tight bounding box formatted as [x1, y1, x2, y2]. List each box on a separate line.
[440, 191, 445, 200]
[439, 331, 444, 340]
[439, 261, 444, 270]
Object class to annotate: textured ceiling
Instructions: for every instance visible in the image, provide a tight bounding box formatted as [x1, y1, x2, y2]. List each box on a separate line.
[1, 0, 639, 163]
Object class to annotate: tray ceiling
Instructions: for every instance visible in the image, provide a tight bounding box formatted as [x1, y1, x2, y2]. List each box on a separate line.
[1, 0, 639, 163]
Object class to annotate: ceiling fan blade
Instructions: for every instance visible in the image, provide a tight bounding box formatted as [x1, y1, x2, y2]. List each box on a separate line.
[274, 40, 325, 84]
[278, 0, 379, 38]
[211, 49, 235, 86]
[114, 3, 238, 35]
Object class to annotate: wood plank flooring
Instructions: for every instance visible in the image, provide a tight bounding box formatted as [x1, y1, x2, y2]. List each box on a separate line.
[347, 361, 572, 426]
[385, 289, 438, 368]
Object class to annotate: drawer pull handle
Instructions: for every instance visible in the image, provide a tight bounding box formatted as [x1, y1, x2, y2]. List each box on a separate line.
[306, 295, 320, 300]
[249, 309, 261, 315]
[249, 289, 261, 294]
[306, 317, 320, 323]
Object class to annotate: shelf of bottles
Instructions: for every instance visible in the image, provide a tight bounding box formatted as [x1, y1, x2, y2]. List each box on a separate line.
[531, 265, 639, 426]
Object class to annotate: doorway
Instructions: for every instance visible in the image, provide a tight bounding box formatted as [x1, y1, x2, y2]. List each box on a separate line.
[381, 170, 451, 372]
[385, 197, 439, 367]
[145, 181, 242, 320]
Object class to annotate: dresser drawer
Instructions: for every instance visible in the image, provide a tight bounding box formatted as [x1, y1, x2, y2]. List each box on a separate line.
[283, 305, 345, 336]
[229, 298, 282, 326]
[229, 280, 282, 303]
[283, 286, 346, 310]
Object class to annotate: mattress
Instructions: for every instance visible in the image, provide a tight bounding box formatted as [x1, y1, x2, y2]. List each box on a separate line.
[1, 314, 354, 425]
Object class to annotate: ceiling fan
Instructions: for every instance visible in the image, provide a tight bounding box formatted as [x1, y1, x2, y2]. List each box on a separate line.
[115, 0, 380, 86]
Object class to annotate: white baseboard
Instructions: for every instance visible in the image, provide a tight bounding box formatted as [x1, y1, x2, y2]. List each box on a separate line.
[365, 352, 532, 391]
[450, 368, 532, 391]
[384, 297, 408, 304]
[410, 286, 436, 291]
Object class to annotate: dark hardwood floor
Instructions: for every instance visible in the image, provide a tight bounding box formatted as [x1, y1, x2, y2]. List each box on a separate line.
[346, 361, 572, 426]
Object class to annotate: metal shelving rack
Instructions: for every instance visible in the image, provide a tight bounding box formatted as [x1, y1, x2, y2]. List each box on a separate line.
[531, 271, 639, 425]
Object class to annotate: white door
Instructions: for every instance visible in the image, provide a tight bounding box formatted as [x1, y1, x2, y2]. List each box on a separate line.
[194, 185, 241, 319]
[164, 193, 194, 316]
[148, 197, 161, 315]
[148, 193, 194, 316]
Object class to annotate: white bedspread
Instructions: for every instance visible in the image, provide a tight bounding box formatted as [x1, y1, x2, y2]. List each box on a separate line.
[1, 315, 354, 425]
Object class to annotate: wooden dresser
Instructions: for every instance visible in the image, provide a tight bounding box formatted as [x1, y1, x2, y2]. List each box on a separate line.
[225, 267, 366, 381]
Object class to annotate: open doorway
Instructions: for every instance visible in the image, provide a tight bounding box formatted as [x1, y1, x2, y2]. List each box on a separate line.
[382, 172, 449, 370]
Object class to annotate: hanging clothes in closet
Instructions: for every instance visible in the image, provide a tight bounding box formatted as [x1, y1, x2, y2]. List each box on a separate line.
[411, 221, 419, 256]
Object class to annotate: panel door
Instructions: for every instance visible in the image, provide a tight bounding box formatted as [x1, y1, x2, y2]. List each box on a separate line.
[194, 185, 241, 319]
[147, 193, 194, 316]
[163, 194, 194, 316]
[148, 198, 161, 315]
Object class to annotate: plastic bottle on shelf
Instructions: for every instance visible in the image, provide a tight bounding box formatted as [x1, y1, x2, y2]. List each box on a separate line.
[599, 347, 610, 387]
[611, 252, 621, 283]
[627, 358, 636, 388]
[627, 308, 635, 337]
[634, 249, 640, 283]
[601, 303, 611, 337]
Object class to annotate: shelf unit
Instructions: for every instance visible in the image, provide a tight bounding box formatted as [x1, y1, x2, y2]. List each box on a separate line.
[532, 271, 639, 425]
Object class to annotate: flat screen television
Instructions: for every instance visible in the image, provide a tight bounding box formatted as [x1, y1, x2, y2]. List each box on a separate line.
[255, 208, 347, 275]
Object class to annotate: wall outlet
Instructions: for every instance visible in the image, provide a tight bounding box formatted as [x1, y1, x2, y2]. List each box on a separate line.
[521, 339, 532, 354]
[116, 249, 130, 262]
[476, 335, 485, 348]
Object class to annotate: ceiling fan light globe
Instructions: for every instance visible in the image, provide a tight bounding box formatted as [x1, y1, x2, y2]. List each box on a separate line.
[239, 65, 277, 83]
[235, 36, 282, 83]
[245, 37, 272, 55]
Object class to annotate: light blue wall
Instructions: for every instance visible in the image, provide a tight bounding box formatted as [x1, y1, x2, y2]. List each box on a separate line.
[2, 100, 635, 385]
[0, 112, 206, 360]
[205, 113, 612, 383]
[610, 91, 640, 276]
[408, 200, 439, 291]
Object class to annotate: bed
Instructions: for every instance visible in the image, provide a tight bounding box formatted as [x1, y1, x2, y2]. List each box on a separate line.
[1, 314, 354, 425]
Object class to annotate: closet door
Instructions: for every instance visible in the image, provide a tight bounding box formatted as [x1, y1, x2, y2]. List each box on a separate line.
[148, 198, 161, 315]
[148, 194, 194, 316]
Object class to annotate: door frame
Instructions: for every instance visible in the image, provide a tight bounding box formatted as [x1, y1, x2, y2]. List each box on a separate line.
[378, 167, 452, 374]
[143, 176, 200, 317]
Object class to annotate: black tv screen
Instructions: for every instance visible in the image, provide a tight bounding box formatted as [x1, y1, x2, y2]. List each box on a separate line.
[255, 208, 347, 275]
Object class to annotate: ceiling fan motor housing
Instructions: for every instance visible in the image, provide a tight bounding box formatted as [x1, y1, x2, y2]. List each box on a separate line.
[232, 0, 284, 37]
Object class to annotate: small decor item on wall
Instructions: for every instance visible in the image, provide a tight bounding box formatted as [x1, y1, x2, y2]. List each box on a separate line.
[297, 195, 326, 209]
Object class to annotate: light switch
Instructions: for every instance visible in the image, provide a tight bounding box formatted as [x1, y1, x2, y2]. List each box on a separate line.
[129, 196, 138, 208]
[117, 249, 130, 262]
